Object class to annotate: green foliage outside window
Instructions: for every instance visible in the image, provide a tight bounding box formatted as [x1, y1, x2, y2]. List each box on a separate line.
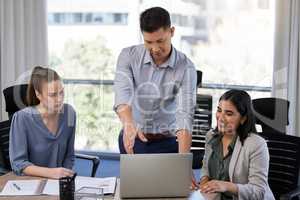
[50, 35, 121, 152]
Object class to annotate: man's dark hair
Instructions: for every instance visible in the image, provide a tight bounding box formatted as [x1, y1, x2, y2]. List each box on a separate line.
[140, 7, 171, 32]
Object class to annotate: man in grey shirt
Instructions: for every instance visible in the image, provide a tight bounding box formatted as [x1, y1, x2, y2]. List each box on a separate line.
[114, 7, 197, 154]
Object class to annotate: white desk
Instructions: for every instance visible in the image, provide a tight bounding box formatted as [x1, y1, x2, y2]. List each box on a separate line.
[114, 179, 220, 200]
[0, 173, 220, 200]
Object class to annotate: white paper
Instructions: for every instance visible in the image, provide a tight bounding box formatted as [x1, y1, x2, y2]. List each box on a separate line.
[0, 176, 116, 196]
[0, 180, 42, 196]
[42, 179, 59, 195]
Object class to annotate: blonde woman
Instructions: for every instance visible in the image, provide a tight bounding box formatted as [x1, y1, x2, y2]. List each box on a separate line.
[9, 66, 76, 179]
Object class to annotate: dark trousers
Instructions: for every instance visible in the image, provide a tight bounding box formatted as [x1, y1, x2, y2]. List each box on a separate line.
[118, 130, 178, 154]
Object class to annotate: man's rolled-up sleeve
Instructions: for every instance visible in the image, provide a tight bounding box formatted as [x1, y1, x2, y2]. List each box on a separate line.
[113, 48, 135, 112]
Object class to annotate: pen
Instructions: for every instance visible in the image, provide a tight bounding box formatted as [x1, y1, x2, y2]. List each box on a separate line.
[13, 183, 21, 191]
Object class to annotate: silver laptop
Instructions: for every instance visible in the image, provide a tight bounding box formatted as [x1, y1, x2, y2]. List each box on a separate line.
[120, 153, 193, 199]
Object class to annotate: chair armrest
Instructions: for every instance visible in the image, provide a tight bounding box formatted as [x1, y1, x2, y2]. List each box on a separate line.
[75, 153, 100, 177]
[280, 186, 300, 200]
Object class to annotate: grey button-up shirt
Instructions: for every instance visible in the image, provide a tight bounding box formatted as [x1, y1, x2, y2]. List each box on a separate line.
[9, 104, 76, 175]
[114, 44, 197, 134]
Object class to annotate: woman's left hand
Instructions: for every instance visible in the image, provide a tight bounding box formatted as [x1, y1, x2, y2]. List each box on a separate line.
[200, 180, 228, 193]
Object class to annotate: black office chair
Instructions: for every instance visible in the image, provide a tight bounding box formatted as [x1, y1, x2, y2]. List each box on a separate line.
[0, 120, 12, 175]
[258, 132, 300, 200]
[191, 94, 212, 169]
[3, 84, 28, 120]
[190, 71, 212, 169]
[196, 70, 202, 88]
[252, 98, 289, 134]
[2, 84, 100, 177]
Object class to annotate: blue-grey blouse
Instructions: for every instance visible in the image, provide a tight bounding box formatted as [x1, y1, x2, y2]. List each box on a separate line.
[9, 104, 76, 175]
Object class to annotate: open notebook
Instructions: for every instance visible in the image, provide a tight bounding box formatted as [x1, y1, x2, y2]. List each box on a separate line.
[0, 176, 116, 196]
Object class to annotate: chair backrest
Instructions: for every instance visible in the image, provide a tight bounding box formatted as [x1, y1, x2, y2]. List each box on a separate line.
[252, 98, 289, 134]
[258, 132, 300, 199]
[196, 70, 202, 88]
[193, 94, 212, 135]
[0, 120, 12, 171]
[1, 85, 28, 171]
[3, 84, 28, 120]
[1, 85, 28, 173]
[191, 94, 212, 169]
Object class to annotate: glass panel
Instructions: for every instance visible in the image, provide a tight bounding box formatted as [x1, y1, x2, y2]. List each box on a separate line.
[48, 0, 274, 152]
[73, 13, 83, 24]
[258, 0, 269, 9]
[63, 82, 271, 152]
[85, 13, 93, 23]
[64, 84, 121, 152]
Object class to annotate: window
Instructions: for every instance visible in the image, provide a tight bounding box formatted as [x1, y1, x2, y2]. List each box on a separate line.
[113, 13, 128, 24]
[73, 13, 83, 23]
[214, 0, 227, 10]
[54, 13, 64, 24]
[180, 15, 188, 27]
[171, 14, 192, 27]
[193, 16, 206, 30]
[48, 12, 128, 25]
[47, 0, 274, 152]
[258, 0, 269, 9]
[85, 13, 93, 23]
[93, 13, 103, 23]
[114, 13, 122, 23]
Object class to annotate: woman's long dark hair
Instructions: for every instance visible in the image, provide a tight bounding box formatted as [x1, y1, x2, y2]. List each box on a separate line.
[216, 89, 257, 145]
[27, 66, 61, 106]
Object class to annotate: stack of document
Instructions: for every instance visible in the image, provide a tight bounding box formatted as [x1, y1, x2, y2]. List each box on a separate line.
[0, 180, 45, 196]
[0, 176, 116, 196]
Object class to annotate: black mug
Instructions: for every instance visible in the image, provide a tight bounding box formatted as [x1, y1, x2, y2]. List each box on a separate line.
[59, 173, 76, 200]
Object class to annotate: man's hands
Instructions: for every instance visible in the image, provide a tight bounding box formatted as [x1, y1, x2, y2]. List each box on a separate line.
[117, 104, 148, 154]
[176, 130, 192, 153]
[123, 123, 147, 154]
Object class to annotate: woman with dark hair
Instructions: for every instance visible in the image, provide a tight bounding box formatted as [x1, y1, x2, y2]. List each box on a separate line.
[9, 66, 76, 179]
[199, 90, 275, 200]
